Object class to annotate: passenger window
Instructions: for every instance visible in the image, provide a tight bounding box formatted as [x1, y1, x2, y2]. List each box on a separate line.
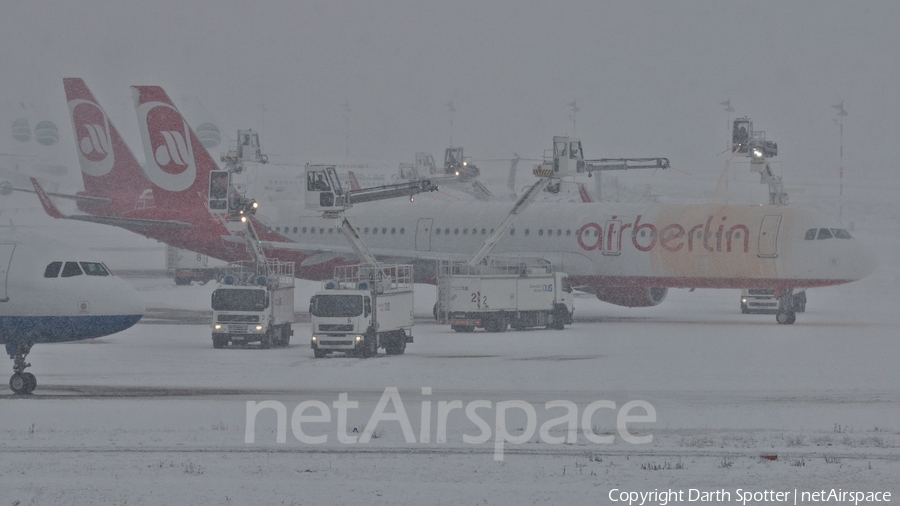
[302, 227, 307, 233]
[364, 227, 369, 234]
[436, 228, 441, 235]
[61, 261, 83, 277]
[454, 229, 459, 235]
[391, 228, 396, 235]
[566, 230, 571, 236]
[817, 228, 833, 240]
[382, 228, 386, 235]
[831, 229, 852, 239]
[463, 229, 468, 235]
[373, 228, 378, 235]
[524, 229, 530, 236]
[80, 262, 110, 276]
[557, 229, 562, 236]
[538, 229, 543, 236]
[400, 228, 405, 234]
[293, 227, 298, 234]
[805, 229, 816, 240]
[311, 228, 316, 234]
[44, 261, 62, 278]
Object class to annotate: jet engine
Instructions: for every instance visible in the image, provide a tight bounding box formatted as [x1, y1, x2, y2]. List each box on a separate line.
[593, 286, 668, 307]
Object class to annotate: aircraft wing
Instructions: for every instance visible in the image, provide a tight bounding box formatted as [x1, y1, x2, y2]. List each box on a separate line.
[30, 177, 190, 230]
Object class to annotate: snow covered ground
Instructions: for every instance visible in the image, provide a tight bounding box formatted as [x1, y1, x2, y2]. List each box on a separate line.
[1, 185, 899, 504]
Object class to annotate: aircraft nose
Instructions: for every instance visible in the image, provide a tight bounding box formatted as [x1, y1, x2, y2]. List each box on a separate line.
[850, 241, 878, 280]
[108, 279, 146, 319]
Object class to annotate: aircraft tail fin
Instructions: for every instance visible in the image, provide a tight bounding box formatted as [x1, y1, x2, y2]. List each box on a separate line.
[577, 182, 593, 203]
[132, 85, 218, 210]
[64, 78, 151, 212]
[347, 170, 361, 191]
[507, 154, 519, 199]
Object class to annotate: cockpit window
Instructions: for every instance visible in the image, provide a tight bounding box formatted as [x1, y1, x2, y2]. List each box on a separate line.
[816, 228, 834, 240]
[61, 261, 83, 277]
[80, 262, 110, 276]
[44, 261, 62, 278]
[831, 228, 852, 239]
[805, 229, 817, 240]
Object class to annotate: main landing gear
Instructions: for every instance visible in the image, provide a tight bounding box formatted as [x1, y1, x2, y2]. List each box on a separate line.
[7, 343, 36, 395]
[775, 289, 797, 325]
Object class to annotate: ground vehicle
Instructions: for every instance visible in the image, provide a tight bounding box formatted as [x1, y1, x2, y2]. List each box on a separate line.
[167, 245, 223, 285]
[310, 263, 413, 357]
[211, 260, 294, 348]
[436, 260, 573, 332]
[741, 289, 806, 314]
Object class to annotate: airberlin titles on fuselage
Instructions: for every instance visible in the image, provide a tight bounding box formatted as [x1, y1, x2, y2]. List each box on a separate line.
[577, 214, 751, 255]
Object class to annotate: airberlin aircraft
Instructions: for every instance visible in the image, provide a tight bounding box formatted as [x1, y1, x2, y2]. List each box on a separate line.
[34, 79, 877, 325]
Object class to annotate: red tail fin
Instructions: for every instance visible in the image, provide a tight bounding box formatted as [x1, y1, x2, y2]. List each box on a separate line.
[132, 86, 218, 210]
[348, 170, 361, 191]
[577, 182, 593, 203]
[64, 78, 152, 212]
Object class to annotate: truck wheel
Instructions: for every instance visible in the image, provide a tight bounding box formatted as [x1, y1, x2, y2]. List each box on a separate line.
[485, 315, 506, 333]
[260, 330, 273, 349]
[385, 339, 406, 355]
[280, 326, 291, 347]
[451, 325, 475, 333]
[174, 276, 191, 286]
[212, 336, 228, 348]
[793, 291, 807, 313]
[313, 349, 326, 358]
[549, 306, 567, 330]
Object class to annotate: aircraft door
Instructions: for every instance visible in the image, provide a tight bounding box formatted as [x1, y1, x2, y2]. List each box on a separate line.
[415, 218, 433, 251]
[0, 243, 14, 302]
[603, 219, 622, 256]
[758, 215, 782, 258]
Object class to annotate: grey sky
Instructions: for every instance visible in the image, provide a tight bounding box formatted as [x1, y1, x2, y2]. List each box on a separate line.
[1, 1, 898, 189]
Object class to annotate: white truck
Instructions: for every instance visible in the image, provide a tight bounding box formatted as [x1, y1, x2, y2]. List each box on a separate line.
[436, 261, 574, 332]
[310, 263, 414, 358]
[741, 288, 806, 314]
[211, 260, 295, 348]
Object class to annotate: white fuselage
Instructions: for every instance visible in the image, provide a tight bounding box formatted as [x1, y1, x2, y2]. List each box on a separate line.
[256, 200, 876, 292]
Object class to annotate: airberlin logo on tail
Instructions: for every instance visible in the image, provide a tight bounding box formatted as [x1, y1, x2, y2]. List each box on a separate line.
[69, 99, 114, 177]
[136, 101, 196, 192]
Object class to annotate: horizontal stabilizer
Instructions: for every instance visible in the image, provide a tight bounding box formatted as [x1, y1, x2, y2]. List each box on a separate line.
[11, 185, 110, 205]
[31, 177, 189, 230]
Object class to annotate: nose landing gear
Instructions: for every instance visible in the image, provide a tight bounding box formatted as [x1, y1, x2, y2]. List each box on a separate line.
[775, 289, 797, 325]
[8, 343, 36, 395]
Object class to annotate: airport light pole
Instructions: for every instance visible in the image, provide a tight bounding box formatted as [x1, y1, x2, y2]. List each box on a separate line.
[832, 100, 847, 219]
[568, 100, 579, 136]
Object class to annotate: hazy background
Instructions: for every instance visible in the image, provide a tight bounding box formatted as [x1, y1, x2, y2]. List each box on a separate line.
[1, 1, 898, 204]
